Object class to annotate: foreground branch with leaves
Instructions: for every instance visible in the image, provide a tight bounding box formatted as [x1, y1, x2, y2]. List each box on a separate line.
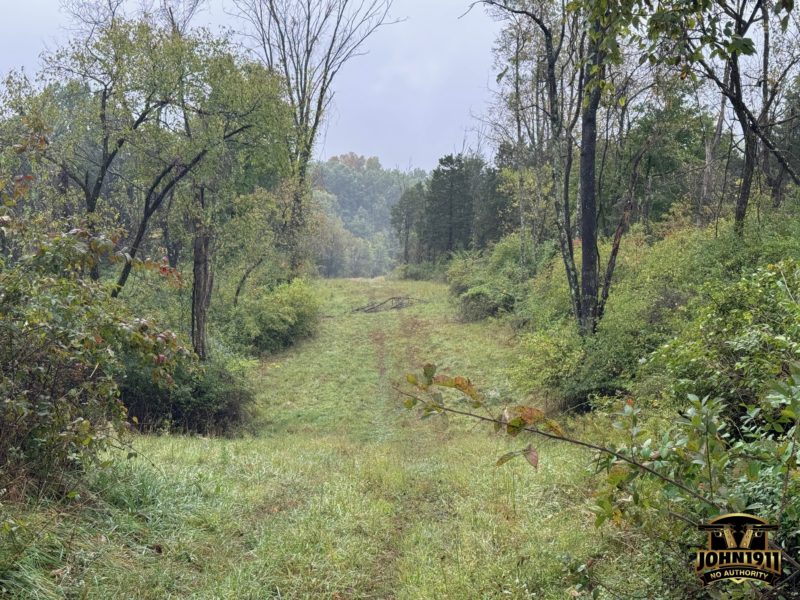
[398, 363, 800, 596]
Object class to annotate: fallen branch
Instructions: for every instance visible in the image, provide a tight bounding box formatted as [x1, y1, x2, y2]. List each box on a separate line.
[352, 296, 423, 313]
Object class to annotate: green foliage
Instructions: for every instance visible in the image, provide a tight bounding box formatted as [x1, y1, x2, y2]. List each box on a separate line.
[447, 234, 555, 321]
[512, 220, 800, 407]
[311, 154, 426, 277]
[221, 279, 321, 355]
[647, 260, 800, 411]
[511, 323, 586, 409]
[594, 374, 800, 567]
[120, 351, 257, 434]
[0, 223, 185, 491]
[391, 153, 515, 268]
[311, 202, 394, 278]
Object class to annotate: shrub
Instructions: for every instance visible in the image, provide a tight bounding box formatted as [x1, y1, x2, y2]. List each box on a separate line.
[0, 225, 185, 491]
[446, 235, 553, 321]
[645, 259, 800, 412]
[512, 221, 800, 408]
[120, 350, 257, 434]
[221, 279, 321, 354]
[509, 321, 586, 410]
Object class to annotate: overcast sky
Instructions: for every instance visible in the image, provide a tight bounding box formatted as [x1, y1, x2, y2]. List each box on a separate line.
[0, 0, 501, 171]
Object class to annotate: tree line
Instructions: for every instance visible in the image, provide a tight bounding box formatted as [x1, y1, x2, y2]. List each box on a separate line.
[391, 0, 800, 339]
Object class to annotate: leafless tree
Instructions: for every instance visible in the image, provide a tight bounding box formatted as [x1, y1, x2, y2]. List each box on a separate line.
[232, 0, 395, 273]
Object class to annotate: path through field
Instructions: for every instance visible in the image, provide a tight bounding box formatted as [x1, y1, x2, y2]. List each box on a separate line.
[9, 279, 613, 599]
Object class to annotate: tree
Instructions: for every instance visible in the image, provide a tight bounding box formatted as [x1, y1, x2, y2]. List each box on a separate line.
[420, 154, 476, 260]
[644, 0, 800, 233]
[233, 0, 395, 273]
[391, 182, 425, 264]
[184, 57, 288, 359]
[481, 0, 639, 334]
[109, 28, 276, 299]
[4, 17, 186, 277]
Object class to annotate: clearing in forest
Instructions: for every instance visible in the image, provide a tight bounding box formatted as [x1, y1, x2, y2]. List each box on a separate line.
[7, 279, 619, 599]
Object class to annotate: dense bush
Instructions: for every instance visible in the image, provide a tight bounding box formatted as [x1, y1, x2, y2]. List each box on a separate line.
[596, 372, 800, 563]
[511, 220, 800, 408]
[221, 279, 321, 354]
[447, 235, 554, 321]
[645, 260, 800, 411]
[120, 350, 257, 434]
[0, 226, 185, 491]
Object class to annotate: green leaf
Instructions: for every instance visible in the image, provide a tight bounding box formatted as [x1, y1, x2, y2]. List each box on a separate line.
[506, 417, 526, 437]
[422, 363, 437, 384]
[496, 450, 522, 466]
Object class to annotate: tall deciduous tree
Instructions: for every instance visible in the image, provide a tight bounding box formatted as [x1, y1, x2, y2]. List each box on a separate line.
[233, 0, 394, 273]
[481, 0, 637, 334]
[644, 0, 800, 234]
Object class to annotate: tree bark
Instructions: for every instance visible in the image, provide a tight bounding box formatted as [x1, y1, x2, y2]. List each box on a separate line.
[578, 32, 602, 336]
[191, 186, 213, 361]
[700, 66, 729, 226]
[287, 165, 308, 276]
[730, 51, 756, 236]
[734, 121, 757, 236]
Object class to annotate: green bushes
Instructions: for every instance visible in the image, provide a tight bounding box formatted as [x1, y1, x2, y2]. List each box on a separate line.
[510, 221, 800, 407]
[446, 234, 554, 321]
[120, 351, 257, 434]
[645, 260, 800, 411]
[596, 370, 800, 557]
[0, 227, 185, 490]
[0, 217, 269, 493]
[222, 279, 321, 354]
[510, 323, 585, 410]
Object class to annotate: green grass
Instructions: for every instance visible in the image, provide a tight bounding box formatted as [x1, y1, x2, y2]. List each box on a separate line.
[1, 278, 648, 599]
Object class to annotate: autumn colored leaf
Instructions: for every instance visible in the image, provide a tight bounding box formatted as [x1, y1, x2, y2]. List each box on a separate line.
[544, 419, 564, 437]
[524, 445, 539, 469]
[515, 405, 545, 425]
[433, 374, 455, 386]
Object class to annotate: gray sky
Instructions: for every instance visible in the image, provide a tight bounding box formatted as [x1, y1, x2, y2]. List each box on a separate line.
[0, 0, 501, 171]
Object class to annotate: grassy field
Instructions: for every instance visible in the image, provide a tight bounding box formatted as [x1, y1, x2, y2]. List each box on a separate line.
[1, 279, 641, 599]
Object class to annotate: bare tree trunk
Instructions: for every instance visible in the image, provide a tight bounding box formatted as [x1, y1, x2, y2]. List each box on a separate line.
[554, 137, 581, 323]
[161, 190, 183, 268]
[700, 67, 729, 226]
[287, 180, 307, 275]
[756, 1, 784, 208]
[734, 122, 757, 236]
[578, 33, 602, 336]
[234, 255, 266, 307]
[191, 186, 212, 360]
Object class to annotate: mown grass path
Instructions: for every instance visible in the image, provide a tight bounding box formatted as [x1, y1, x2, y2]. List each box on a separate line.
[5, 279, 616, 599]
